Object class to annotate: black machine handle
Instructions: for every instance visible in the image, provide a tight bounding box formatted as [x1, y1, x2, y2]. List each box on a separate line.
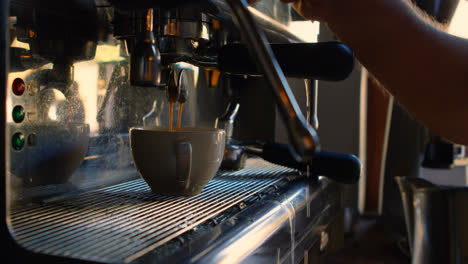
[218, 41, 355, 81]
[261, 142, 361, 184]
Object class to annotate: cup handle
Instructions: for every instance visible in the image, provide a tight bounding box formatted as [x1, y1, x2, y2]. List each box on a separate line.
[176, 141, 192, 190]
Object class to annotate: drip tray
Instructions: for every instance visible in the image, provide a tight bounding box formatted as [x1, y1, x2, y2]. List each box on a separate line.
[9, 159, 297, 263]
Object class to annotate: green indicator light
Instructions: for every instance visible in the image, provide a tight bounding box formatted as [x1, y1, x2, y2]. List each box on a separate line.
[12, 132, 25, 151]
[12, 105, 25, 123]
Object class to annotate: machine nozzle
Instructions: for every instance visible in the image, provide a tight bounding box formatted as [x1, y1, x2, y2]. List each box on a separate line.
[166, 69, 180, 102]
[178, 69, 189, 103]
[166, 69, 191, 103]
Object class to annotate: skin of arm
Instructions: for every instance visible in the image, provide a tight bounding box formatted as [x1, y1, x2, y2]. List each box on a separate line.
[281, 0, 468, 145]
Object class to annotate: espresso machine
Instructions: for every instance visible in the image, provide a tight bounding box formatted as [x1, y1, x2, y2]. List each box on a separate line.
[1, 0, 360, 263]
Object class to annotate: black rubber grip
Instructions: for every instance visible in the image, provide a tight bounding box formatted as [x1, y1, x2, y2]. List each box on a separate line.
[311, 150, 362, 184]
[218, 42, 354, 81]
[261, 142, 361, 184]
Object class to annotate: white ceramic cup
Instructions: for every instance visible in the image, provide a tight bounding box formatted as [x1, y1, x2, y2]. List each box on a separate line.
[130, 127, 225, 196]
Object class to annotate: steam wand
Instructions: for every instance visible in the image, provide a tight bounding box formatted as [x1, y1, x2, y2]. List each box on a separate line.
[225, 0, 319, 162]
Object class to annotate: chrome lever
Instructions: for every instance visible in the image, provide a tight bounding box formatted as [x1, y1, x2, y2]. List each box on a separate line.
[224, 0, 319, 162]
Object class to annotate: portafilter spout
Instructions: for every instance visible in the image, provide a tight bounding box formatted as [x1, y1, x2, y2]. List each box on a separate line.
[165, 68, 190, 103]
[178, 70, 190, 104]
[166, 69, 180, 102]
[225, 0, 319, 162]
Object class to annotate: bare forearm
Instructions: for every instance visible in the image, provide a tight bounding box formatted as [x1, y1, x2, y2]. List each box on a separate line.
[325, 0, 468, 144]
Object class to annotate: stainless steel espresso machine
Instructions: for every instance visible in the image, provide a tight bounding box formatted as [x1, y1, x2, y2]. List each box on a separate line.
[1, 0, 360, 263]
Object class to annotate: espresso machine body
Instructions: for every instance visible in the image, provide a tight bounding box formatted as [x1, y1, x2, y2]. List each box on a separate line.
[2, 1, 356, 263]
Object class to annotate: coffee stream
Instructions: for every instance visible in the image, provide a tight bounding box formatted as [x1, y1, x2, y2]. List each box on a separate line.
[177, 103, 184, 130]
[168, 101, 184, 131]
[169, 101, 174, 131]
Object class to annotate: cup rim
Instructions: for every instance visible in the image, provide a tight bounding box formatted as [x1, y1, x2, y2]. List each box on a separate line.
[130, 126, 225, 133]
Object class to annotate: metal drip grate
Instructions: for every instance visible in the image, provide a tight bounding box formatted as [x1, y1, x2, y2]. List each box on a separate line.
[9, 159, 297, 263]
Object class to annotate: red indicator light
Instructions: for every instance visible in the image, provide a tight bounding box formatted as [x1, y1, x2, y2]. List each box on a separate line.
[12, 78, 25, 96]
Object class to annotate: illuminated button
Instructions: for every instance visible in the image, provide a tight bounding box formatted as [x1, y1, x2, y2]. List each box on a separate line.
[12, 132, 25, 151]
[12, 105, 25, 123]
[12, 78, 25, 96]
